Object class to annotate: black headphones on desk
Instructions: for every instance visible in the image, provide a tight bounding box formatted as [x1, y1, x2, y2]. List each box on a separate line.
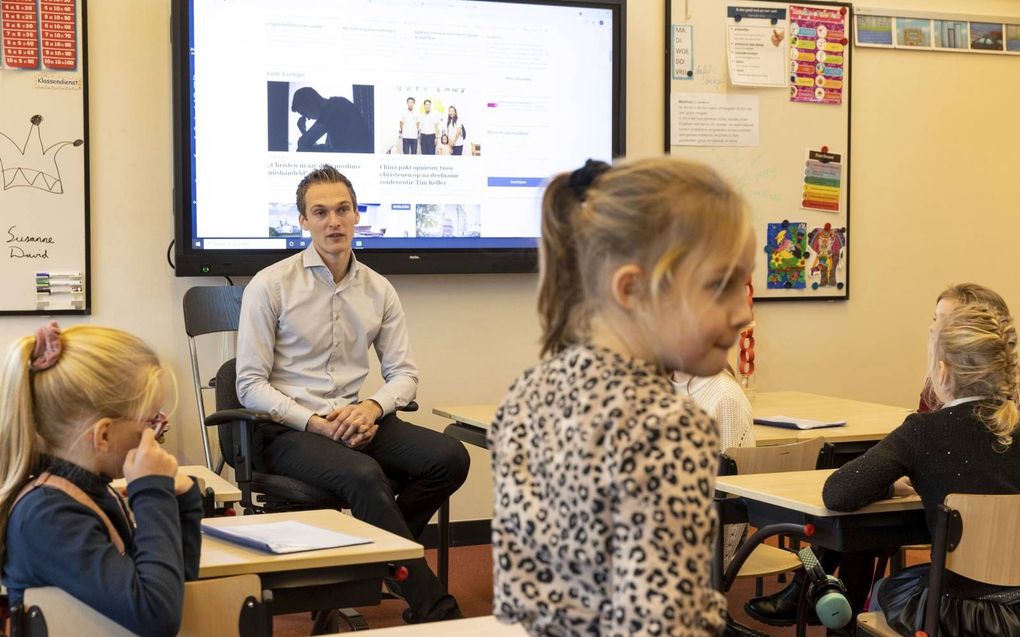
[797, 547, 852, 630]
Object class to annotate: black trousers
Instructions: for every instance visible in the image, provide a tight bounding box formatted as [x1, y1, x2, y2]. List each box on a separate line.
[420, 134, 436, 155]
[402, 138, 418, 154]
[259, 414, 470, 616]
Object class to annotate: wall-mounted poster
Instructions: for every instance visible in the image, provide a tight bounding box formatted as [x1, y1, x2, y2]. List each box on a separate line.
[0, 0, 90, 314]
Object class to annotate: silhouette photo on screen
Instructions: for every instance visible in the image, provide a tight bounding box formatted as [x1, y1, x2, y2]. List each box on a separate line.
[267, 81, 375, 153]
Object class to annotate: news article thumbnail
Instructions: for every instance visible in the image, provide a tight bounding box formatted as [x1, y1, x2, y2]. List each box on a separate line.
[416, 204, 481, 237]
[267, 81, 375, 153]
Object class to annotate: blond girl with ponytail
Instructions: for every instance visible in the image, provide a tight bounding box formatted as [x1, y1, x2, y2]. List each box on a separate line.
[490, 157, 756, 637]
[0, 323, 203, 637]
[824, 301, 1020, 636]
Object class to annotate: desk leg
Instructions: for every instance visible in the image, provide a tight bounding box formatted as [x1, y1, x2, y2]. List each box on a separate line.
[438, 497, 450, 591]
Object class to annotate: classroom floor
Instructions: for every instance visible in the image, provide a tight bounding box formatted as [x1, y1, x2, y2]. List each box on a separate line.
[273, 545, 929, 635]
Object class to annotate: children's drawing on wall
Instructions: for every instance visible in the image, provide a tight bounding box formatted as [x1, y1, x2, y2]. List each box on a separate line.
[808, 222, 846, 290]
[765, 220, 807, 289]
[0, 115, 84, 194]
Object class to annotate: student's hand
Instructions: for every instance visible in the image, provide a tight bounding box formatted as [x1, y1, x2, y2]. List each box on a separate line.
[329, 402, 382, 446]
[123, 429, 178, 484]
[892, 476, 916, 498]
[174, 472, 196, 496]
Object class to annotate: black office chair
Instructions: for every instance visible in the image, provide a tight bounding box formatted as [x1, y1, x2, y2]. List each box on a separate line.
[185, 284, 411, 632]
[209, 357, 416, 514]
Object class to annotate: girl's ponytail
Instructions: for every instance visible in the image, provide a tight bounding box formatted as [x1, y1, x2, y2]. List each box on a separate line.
[0, 336, 44, 560]
[537, 160, 610, 357]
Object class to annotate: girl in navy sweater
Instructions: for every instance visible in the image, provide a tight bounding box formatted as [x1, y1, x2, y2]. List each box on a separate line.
[0, 323, 202, 637]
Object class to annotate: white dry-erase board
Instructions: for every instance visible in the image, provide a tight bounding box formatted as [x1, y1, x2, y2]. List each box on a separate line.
[0, 0, 89, 315]
[666, 0, 852, 301]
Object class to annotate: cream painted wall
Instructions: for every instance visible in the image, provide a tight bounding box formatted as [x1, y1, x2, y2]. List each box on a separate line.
[2, 0, 1018, 523]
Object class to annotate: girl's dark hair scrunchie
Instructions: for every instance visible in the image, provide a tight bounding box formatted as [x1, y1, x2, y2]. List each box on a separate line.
[568, 159, 611, 201]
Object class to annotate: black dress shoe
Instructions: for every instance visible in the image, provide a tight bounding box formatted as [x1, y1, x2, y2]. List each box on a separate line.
[744, 578, 821, 627]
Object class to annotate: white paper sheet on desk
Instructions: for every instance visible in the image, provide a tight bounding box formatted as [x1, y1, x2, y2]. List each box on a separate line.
[201, 520, 372, 554]
[753, 415, 846, 430]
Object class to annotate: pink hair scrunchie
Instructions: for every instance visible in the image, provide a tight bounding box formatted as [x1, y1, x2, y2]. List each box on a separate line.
[29, 321, 62, 371]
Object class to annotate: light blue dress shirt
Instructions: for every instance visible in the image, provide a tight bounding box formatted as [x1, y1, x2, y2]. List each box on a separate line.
[236, 247, 418, 429]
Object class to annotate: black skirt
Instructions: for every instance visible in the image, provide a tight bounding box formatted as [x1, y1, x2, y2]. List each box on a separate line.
[878, 564, 1020, 637]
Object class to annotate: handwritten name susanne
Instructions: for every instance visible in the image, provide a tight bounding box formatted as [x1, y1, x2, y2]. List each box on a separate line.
[7, 226, 55, 245]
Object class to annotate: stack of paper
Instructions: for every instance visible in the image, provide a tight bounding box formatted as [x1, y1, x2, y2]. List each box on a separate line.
[201, 520, 372, 554]
[753, 415, 846, 430]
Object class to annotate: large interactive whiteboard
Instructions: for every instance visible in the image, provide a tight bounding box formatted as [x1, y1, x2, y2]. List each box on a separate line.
[666, 0, 852, 301]
[0, 0, 89, 314]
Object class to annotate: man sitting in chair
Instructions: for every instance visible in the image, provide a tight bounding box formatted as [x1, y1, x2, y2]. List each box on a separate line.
[236, 165, 468, 623]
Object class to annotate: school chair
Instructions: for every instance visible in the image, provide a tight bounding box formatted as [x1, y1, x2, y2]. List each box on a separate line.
[183, 284, 246, 473]
[188, 282, 423, 632]
[718, 437, 835, 595]
[9, 575, 271, 637]
[857, 493, 1020, 637]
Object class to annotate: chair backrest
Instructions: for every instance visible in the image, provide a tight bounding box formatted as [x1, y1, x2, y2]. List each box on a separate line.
[214, 358, 243, 469]
[943, 493, 1020, 586]
[179, 574, 265, 637]
[183, 286, 245, 338]
[183, 285, 245, 469]
[19, 575, 265, 636]
[21, 587, 133, 636]
[722, 437, 827, 475]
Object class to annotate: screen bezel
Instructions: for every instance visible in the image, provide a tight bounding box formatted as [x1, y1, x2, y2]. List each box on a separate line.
[171, 0, 626, 277]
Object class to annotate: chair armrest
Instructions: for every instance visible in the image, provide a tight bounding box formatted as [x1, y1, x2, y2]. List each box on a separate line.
[399, 401, 419, 413]
[204, 408, 274, 427]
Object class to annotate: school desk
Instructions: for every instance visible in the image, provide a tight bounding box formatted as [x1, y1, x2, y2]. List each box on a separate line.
[435, 391, 912, 452]
[111, 464, 242, 516]
[715, 469, 927, 553]
[750, 391, 912, 450]
[199, 509, 422, 617]
[321, 615, 528, 636]
[433, 393, 913, 587]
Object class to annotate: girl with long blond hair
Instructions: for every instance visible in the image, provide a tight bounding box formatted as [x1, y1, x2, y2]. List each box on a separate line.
[0, 323, 202, 637]
[824, 302, 1020, 636]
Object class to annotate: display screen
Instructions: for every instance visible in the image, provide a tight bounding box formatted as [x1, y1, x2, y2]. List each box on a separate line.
[172, 0, 624, 275]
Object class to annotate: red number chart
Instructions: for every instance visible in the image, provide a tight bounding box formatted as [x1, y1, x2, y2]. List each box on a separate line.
[2, 0, 41, 69]
[40, 0, 77, 70]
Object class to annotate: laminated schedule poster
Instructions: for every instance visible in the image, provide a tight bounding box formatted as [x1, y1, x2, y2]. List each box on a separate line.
[726, 5, 787, 87]
[789, 4, 847, 105]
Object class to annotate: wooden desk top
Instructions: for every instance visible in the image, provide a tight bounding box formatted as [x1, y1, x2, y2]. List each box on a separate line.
[715, 469, 922, 517]
[321, 616, 528, 636]
[433, 404, 495, 430]
[199, 509, 423, 579]
[112, 465, 242, 505]
[751, 391, 911, 446]
[436, 391, 911, 447]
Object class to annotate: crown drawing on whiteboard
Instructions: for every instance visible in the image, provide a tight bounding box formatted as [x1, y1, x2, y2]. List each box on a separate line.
[0, 115, 84, 194]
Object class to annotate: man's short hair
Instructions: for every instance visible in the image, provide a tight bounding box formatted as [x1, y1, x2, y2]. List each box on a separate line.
[423, 99, 432, 106]
[295, 165, 357, 216]
[407, 96, 415, 103]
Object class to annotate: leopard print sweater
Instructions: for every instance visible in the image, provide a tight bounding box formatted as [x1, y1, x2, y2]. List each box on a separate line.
[490, 344, 727, 637]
